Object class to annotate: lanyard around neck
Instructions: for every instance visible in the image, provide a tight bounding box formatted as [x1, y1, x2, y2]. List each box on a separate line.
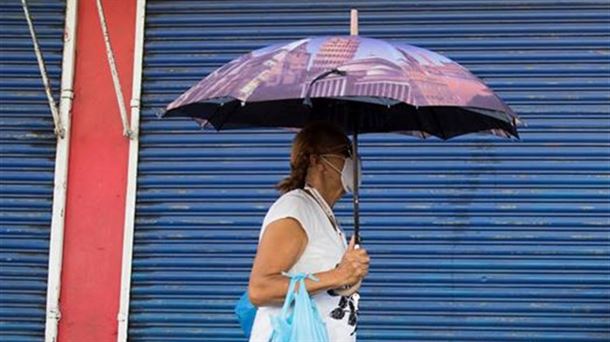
[303, 185, 341, 235]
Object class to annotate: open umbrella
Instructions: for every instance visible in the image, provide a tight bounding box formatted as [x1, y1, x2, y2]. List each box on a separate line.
[160, 14, 522, 245]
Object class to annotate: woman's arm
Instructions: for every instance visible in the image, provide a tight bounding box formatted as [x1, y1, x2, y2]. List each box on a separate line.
[248, 217, 341, 306]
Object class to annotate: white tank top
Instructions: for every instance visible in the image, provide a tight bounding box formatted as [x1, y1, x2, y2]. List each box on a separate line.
[249, 187, 360, 342]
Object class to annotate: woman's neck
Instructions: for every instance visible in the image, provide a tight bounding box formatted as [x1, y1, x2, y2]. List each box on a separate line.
[305, 181, 342, 209]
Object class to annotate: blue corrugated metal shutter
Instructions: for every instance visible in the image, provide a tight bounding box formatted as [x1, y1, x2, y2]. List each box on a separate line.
[130, 1, 610, 341]
[0, 1, 65, 341]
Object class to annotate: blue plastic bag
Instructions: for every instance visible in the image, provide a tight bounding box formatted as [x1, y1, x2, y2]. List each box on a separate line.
[270, 272, 329, 342]
[234, 291, 257, 338]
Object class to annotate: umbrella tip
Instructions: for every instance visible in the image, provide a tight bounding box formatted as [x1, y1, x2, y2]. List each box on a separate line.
[156, 109, 166, 119]
[350, 9, 358, 36]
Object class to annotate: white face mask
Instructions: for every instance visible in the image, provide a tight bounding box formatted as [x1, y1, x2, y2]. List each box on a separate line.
[321, 154, 362, 193]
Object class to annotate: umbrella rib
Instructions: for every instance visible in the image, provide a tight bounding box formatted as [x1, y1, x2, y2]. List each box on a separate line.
[205, 102, 224, 128]
[412, 108, 428, 140]
[430, 107, 448, 140]
[303, 68, 347, 107]
[216, 100, 240, 131]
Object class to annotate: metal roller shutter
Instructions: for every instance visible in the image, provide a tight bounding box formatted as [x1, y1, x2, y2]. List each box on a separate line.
[130, 1, 610, 341]
[0, 1, 65, 341]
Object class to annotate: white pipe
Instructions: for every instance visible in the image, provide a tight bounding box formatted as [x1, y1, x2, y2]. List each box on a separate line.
[95, 0, 133, 139]
[21, 0, 64, 138]
[45, 0, 77, 340]
[117, 0, 146, 340]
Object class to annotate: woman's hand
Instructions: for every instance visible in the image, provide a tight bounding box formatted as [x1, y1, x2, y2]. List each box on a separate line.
[333, 236, 370, 287]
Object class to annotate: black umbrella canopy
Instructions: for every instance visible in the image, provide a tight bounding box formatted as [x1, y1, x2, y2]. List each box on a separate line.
[166, 97, 519, 140]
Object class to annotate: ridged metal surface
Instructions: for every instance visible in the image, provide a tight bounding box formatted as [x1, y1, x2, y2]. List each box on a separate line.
[130, 1, 610, 341]
[0, 1, 65, 341]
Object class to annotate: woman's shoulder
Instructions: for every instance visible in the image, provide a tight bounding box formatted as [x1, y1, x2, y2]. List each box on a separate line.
[266, 189, 314, 218]
[261, 188, 316, 238]
[272, 188, 310, 206]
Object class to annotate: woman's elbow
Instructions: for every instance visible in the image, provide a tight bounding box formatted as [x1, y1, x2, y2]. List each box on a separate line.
[248, 279, 266, 307]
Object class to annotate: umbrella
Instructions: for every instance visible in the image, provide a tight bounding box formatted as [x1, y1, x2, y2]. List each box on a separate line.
[160, 34, 522, 245]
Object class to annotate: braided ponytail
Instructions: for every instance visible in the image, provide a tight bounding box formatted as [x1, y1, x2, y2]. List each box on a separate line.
[275, 121, 351, 194]
[275, 151, 310, 194]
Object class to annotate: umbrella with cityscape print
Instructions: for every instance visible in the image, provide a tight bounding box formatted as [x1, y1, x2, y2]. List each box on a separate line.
[160, 34, 522, 245]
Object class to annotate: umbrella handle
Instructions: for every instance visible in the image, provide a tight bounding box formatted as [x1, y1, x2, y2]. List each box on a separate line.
[332, 243, 363, 296]
[332, 279, 362, 297]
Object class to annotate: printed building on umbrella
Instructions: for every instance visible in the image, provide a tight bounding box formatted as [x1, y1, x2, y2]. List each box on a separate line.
[308, 36, 360, 76]
[1, 1, 608, 342]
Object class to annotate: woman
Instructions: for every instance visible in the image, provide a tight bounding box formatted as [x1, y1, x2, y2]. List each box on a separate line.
[248, 121, 370, 341]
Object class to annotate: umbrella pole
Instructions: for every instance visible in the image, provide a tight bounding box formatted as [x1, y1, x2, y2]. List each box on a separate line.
[330, 8, 363, 297]
[331, 116, 362, 297]
[352, 117, 361, 245]
[350, 8, 361, 246]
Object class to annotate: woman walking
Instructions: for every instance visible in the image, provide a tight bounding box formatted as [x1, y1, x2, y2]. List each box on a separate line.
[248, 121, 371, 341]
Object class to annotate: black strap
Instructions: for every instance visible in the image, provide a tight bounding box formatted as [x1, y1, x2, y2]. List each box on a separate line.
[302, 188, 341, 234]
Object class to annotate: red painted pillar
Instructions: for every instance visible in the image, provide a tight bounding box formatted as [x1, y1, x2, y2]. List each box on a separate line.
[59, 0, 136, 341]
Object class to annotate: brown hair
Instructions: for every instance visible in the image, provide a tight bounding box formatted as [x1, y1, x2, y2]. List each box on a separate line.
[276, 121, 351, 194]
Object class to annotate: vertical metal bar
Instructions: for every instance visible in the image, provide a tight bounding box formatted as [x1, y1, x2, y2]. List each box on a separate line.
[45, 0, 78, 340]
[117, 0, 146, 340]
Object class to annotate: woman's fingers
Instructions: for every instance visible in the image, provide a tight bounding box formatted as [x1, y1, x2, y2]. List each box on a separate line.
[347, 247, 367, 258]
[345, 249, 369, 268]
[337, 244, 371, 285]
[348, 235, 356, 250]
[354, 248, 369, 264]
